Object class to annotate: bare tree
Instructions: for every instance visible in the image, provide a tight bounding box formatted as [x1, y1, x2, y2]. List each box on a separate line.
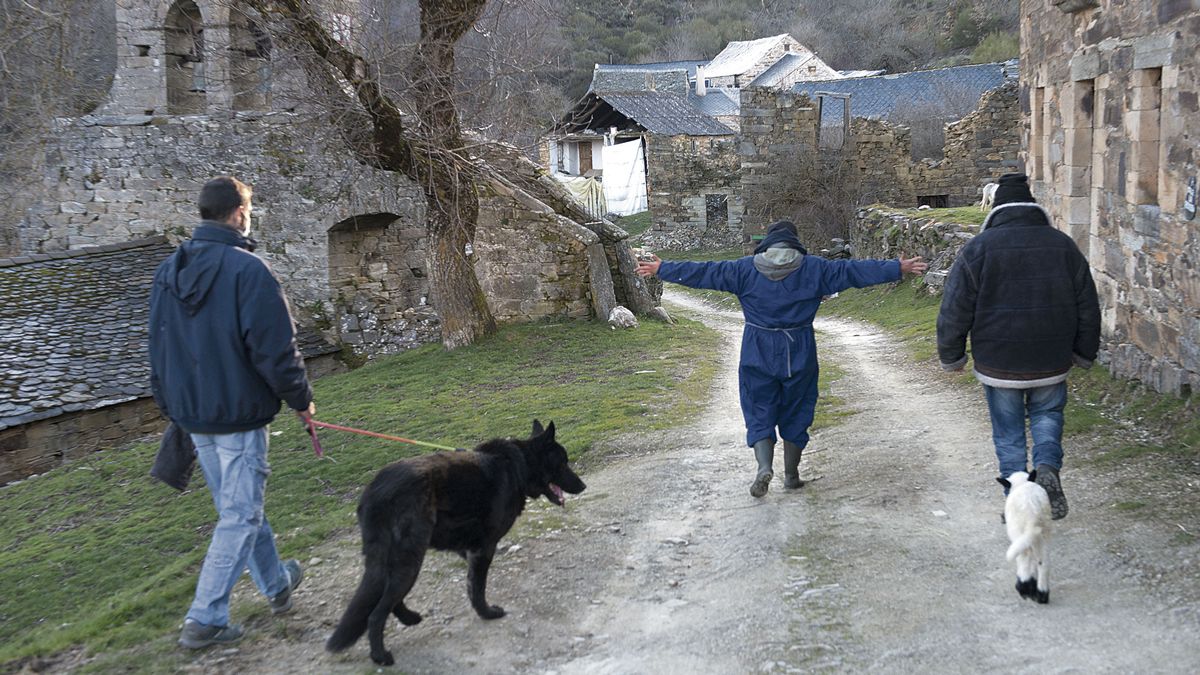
[245, 0, 497, 348]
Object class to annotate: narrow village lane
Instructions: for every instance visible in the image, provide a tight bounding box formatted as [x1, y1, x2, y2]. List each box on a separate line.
[189, 288, 1200, 674]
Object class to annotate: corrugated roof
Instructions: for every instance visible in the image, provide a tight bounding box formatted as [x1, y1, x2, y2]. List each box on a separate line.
[792, 61, 1018, 124]
[0, 237, 338, 431]
[603, 92, 735, 135]
[704, 34, 790, 78]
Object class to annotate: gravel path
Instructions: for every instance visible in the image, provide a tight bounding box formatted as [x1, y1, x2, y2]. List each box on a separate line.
[167, 288, 1200, 674]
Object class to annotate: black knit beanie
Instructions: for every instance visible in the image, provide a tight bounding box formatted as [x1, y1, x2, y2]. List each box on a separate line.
[992, 173, 1035, 206]
[753, 220, 808, 254]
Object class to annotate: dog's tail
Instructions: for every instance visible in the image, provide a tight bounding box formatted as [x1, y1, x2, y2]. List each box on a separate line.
[326, 564, 385, 653]
[1005, 529, 1040, 561]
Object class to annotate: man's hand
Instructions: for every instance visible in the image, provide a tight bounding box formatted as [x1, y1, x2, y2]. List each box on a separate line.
[296, 401, 316, 427]
[900, 256, 928, 275]
[636, 255, 662, 278]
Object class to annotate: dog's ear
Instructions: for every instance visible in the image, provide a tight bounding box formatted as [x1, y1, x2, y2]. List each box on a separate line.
[531, 419, 544, 436]
[996, 477, 1011, 489]
[545, 421, 556, 440]
[1027, 470, 1037, 482]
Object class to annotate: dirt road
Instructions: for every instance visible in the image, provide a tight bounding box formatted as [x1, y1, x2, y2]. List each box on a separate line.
[184, 288, 1200, 674]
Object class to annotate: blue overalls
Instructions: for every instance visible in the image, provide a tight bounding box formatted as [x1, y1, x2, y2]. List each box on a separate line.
[658, 255, 900, 448]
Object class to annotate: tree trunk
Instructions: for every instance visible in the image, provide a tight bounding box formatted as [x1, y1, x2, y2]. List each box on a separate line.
[248, 0, 496, 348]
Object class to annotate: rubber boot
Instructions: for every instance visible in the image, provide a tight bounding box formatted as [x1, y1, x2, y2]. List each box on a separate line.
[783, 440, 805, 489]
[750, 438, 774, 498]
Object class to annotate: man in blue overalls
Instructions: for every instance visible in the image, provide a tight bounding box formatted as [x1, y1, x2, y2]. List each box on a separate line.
[637, 221, 927, 497]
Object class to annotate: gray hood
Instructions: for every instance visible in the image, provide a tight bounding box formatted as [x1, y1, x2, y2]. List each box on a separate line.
[753, 246, 805, 280]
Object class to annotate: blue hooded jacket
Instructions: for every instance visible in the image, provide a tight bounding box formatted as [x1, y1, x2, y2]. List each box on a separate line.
[148, 222, 313, 434]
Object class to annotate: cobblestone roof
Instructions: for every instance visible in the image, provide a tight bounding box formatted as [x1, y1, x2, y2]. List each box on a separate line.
[602, 92, 736, 136]
[0, 237, 338, 432]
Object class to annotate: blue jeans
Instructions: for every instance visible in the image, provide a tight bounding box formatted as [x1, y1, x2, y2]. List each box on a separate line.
[187, 427, 288, 627]
[983, 382, 1067, 480]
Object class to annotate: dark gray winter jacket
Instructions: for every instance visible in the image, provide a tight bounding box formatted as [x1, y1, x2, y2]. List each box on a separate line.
[149, 222, 312, 433]
[936, 203, 1101, 388]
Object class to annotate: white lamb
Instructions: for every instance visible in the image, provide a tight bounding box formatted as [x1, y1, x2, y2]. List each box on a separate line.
[998, 470, 1051, 604]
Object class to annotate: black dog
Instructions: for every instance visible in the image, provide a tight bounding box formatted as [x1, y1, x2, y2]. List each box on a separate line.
[326, 420, 586, 666]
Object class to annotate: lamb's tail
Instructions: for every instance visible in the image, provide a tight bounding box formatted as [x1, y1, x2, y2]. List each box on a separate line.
[326, 563, 385, 653]
[1005, 530, 1040, 561]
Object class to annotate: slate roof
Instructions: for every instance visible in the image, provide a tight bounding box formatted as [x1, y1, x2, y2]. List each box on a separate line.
[0, 237, 339, 432]
[747, 52, 841, 87]
[704, 34, 790, 78]
[602, 91, 735, 136]
[688, 87, 741, 118]
[792, 61, 1018, 124]
[595, 60, 709, 81]
[591, 67, 691, 97]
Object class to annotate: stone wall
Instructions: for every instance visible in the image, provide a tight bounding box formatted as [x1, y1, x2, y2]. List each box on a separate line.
[0, 397, 162, 485]
[643, 134, 745, 251]
[739, 82, 1021, 231]
[476, 187, 602, 322]
[1022, 1, 1200, 395]
[737, 87, 820, 243]
[852, 207, 980, 290]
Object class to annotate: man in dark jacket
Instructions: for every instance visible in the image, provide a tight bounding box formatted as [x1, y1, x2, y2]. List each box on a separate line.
[149, 176, 316, 649]
[937, 173, 1100, 520]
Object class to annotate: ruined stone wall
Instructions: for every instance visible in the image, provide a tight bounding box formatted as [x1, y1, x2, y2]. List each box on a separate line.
[643, 134, 745, 251]
[1023, 1, 1200, 395]
[476, 191, 599, 322]
[739, 83, 1021, 237]
[737, 88, 820, 243]
[849, 119, 914, 205]
[852, 207, 980, 290]
[913, 81, 1023, 206]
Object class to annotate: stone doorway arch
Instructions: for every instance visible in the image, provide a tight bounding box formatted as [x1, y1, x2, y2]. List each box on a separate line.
[327, 212, 438, 355]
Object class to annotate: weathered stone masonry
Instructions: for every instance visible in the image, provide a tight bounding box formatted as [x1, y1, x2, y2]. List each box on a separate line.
[1023, 1, 1200, 395]
[645, 134, 746, 250]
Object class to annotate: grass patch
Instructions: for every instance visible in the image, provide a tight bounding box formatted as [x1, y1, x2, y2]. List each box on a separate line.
[0, 317, 721, 668]
[612, 211, 652, 237]
[812, 361, 853, 431]
[882, 205, 987, 227]
[1113, 501, 1147, 511]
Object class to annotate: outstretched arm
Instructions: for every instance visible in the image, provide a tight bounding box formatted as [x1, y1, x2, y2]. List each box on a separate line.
[637, 254, 746, 294]
[818, 256, 925, 296]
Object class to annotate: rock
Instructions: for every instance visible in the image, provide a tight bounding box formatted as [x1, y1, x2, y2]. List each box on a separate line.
[608, 306, 638, 329]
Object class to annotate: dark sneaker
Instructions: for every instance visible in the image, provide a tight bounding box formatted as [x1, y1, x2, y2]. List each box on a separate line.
[269, 559, 304, 615]
[1034, 465, 1068, 520]
[750, 471, 773, 498]
[179, 620, 244, 649]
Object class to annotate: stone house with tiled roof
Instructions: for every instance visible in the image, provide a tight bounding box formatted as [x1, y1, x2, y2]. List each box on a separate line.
[543, 34, 850, 251]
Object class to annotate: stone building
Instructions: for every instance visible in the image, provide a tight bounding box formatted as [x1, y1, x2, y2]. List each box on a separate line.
[544, 34, 848, 250]
[739, 62, 1021, 245]
[1021, 0, 1199, 395]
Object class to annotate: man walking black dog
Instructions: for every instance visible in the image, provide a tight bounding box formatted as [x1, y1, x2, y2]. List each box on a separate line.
[937, 173, 1100, 520]
[149, 176, 315, 648]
